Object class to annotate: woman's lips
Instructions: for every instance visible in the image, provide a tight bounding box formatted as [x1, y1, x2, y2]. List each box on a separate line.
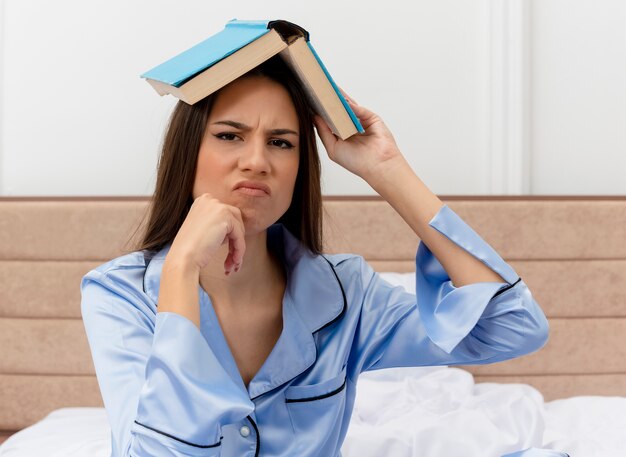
[233, 180, 271, 195]
[234, 187, 270, 197]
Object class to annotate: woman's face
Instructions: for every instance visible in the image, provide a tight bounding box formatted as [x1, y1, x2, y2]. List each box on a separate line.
[193, 75, 300, 235]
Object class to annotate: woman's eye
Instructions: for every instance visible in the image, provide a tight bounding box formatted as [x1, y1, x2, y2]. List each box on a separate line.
[215, 133, 239, 141]
[270, 139, 294, 149]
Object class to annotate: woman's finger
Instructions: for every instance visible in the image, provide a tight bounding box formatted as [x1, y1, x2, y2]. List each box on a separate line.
[224, 211, 246, 274]
[337, 86, 374, 128]
[314, 114, 338, 151]
[224, 205, 246, 274]
[228, 206, 246, 266]
[346, 98, 368, 117]
[338, 86, 358, 105]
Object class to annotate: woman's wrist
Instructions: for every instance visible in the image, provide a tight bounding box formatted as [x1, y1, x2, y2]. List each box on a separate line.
[159, 254, 202, 328]
[164, 247, 201, 277]
[164, 256, 199, 272]
[363, 154, 412, 194]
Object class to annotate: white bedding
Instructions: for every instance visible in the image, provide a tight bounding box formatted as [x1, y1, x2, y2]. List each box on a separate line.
[2, 273, 624, 456]
[1, 369, 625, 456]
[344, 366, 626, 456]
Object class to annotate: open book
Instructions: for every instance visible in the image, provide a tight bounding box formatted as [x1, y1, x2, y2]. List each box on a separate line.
[140, 19, 364, 140]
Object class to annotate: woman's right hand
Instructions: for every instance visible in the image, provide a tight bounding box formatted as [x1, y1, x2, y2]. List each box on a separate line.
[167, 193, 246, 275]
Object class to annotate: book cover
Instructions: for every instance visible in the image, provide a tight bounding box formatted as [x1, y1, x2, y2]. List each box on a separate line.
[306, 41, 364, 134]
[140, 20, 273, 86]
[140, 19, 364, 136]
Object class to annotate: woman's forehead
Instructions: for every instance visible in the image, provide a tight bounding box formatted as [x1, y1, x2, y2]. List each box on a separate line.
[209, 77, 299, 128]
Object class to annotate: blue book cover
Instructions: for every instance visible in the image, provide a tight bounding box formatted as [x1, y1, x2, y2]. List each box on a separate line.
[141, 19, 364, 135]
[306, 41, 364, 134]
[140, 20, 273, 87]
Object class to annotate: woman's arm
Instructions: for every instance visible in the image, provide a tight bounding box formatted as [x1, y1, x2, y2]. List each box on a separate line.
[158, 256, 202, 328]
[314, 92, 509, 287]
[80, 195, 251, 456]
[81, 264, 254, 456]
[363, 157, 507, 287]
[315, 92, 548, 370]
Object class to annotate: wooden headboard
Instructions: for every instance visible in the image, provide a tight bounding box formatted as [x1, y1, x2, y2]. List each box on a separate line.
[1, 196, 625, 442]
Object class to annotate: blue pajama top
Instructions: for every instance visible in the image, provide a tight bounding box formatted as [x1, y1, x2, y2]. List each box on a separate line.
[80, 204, 550, 457]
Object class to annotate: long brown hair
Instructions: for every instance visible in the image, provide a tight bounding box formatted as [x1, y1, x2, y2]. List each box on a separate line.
[130, 54, 323, 258]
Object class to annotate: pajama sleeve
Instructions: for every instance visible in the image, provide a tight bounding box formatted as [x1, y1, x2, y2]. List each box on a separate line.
[80, 268, 255, 457]
[348, 204, 550, 374]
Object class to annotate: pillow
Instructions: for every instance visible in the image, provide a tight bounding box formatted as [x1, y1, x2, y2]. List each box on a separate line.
[0, 408, 110, 457]
[378, 271, 416, 294]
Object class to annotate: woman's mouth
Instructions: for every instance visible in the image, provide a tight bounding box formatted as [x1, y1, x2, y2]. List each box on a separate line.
[233, 180, 271, 196]
[234, 187, 270, 197]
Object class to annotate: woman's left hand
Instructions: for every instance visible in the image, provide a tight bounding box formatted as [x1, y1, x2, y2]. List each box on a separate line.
[313, 89, 405, 180]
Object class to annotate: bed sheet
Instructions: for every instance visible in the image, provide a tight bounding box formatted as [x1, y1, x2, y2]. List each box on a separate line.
[343, 366, 626, 456]
[1, 367, 624, 456]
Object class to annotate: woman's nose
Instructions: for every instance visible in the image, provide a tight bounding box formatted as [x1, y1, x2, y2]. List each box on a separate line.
[238, 138, 271, 174]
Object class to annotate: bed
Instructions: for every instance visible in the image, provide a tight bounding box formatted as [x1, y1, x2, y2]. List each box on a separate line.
[1, 196, 625, 456]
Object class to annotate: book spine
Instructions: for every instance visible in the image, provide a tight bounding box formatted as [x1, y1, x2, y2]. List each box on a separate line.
[225, 19, 271, 29]
[306, 42, 365, 134]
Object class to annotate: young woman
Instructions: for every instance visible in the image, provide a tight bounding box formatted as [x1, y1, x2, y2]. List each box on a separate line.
[81, 55, 549, 457]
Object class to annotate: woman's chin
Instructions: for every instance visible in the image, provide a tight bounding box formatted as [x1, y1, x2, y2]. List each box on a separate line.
[234, 203, 286, 236]
[239, 212, 265, 236]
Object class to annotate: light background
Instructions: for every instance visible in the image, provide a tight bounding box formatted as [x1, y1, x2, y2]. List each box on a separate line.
[0, 0, 624, 196]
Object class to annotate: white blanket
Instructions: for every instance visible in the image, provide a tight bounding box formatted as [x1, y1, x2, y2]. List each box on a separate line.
[1, 367, 625, 456]
[344, 366, 626, 456]
[345, 366, 544, 456]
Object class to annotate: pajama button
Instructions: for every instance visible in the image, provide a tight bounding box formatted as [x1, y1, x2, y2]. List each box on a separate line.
[240, 425, 250, 437]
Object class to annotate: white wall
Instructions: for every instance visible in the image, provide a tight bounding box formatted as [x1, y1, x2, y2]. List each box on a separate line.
[530, 0, 626, 194]
[0, 0, 624, 196]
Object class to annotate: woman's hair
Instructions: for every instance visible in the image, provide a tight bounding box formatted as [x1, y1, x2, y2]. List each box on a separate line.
[129, 54, 323, 258]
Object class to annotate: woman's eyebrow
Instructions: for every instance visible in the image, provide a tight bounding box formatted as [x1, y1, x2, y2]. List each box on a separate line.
[212, 120, 299, 136]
